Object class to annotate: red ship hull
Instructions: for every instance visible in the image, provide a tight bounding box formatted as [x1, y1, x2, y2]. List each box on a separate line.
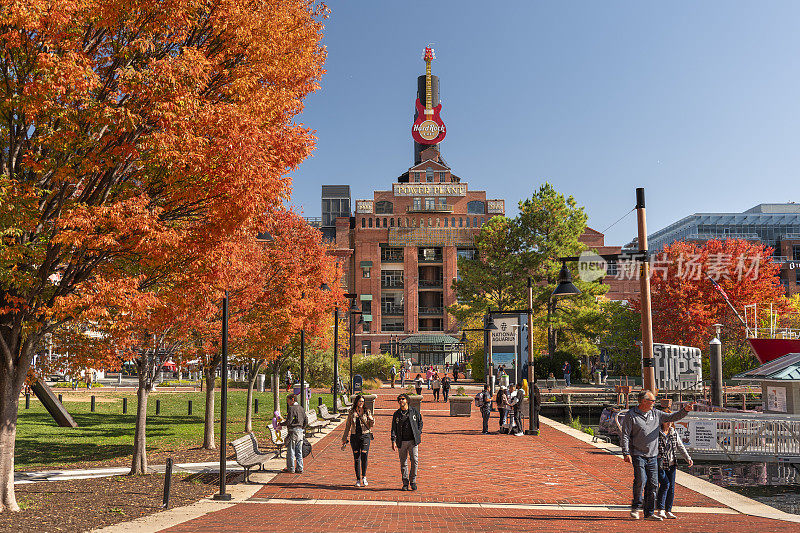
[747, 338, 800, 364]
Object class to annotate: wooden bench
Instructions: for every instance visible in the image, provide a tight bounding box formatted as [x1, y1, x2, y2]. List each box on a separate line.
[319, 403, 340, 422]
[231, 432, 271, 482]
[340, 394, 353, 408]
[305, 410, 328, 436]
[267, 426, 288, 458]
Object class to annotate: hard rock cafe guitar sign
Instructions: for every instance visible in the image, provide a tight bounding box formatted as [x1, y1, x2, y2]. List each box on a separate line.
[411, 47, 446, 145]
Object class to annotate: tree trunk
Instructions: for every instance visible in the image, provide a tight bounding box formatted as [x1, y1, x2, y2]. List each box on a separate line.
[0, 371, 21, 512]
[244, 361, 263, 433]
[272, 364, 280, 418]
[129, 377, 150, 475]
[202, 365, 216, 449]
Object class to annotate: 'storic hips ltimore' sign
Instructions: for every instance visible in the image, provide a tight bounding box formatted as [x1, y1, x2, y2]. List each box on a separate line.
[652, 343, 702, 391]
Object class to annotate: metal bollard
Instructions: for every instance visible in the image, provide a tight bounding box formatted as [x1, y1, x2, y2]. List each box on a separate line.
[91, 395, 96, 412]
[123, 397, 128, 414]
[188, 400, 193, 416]
[162, 457, 173, 509]
[318, 396, 323, 407]
[254, 398, 258, 414]
[25, 393, 30, 409]
[156, 399, 161, 415]
[58, 394, 63, 403]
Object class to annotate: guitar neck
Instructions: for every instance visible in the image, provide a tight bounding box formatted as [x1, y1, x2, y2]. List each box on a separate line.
[425, 61, 432, 112]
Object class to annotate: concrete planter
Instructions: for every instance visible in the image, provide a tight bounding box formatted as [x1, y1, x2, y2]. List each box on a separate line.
[449, 395, 473, 417]
[351, 393, 377, 415]
[407, 394, 423, 412]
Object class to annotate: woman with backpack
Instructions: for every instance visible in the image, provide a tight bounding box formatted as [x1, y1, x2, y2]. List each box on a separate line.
[341, 394, 375, 487]
[656, 409, 693, 519]
[496, 385, 509, 433]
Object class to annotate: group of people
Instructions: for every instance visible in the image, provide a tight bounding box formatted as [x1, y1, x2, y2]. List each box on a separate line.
[621, 390, 694, 521]
[340, 393, 423, 490]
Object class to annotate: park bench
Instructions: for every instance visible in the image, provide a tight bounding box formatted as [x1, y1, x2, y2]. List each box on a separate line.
[305, 410, 328, 436]
[319, 403, 340, 422]
[231, 432, 271, 482]
[267, 426, 289, 457]
[341, 394, 353, 408]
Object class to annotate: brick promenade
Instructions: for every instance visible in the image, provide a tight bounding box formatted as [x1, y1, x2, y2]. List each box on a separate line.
[164, 388, 798, 533]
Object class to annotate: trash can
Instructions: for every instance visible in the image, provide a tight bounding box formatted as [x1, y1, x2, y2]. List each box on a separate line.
[257, 374, 265, 393]
[353, 375, 363, 393]
[293, 381, 310, 403]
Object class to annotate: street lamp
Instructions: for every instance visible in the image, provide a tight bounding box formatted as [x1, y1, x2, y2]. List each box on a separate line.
[321, 283, 342, 413]
[213, 291, 231, 502]
[346, 296, 363, 394]
[551, 261, 581, 298]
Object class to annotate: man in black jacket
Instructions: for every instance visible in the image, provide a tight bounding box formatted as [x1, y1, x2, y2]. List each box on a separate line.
[390, 393, 423, 491]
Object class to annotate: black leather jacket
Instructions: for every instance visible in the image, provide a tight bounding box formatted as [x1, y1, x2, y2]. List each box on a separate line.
[391, 407, 423, 445]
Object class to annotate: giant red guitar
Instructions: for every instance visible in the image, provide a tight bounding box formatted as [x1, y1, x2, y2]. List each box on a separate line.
[411, 47, 446, 145]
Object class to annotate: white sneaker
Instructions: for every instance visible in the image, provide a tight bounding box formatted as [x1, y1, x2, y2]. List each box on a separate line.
[629, 510, 640, 520]
[644, 514, 663, 521]
[665, 512, 677, 519]
[354, 480, 362, 487]
[656, 510, 665, 519]
[362, 477, 368, 486]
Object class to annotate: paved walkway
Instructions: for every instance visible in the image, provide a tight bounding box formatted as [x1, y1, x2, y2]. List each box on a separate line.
[105, 387, 798, 532]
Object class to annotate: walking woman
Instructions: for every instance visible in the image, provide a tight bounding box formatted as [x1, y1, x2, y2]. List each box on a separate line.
[341, 394, 375, 487]
[414, 374, 424, 396]
[431, 374, 441, 402]
[656, 409, 693, 519]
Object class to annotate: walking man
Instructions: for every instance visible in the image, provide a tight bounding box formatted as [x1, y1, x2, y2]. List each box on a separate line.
[390, 365, 397, 388]
[441, 375, 451, 402]
[562, 361, 571, 387]
[281, 393, 307, 474]
[400, 365, 407, 388]
[621, 390, 694, 521]
[477, 384, 492, 434]
[391, 393, 423, 491]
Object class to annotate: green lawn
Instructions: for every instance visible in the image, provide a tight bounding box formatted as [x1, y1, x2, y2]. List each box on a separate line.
[15, 389, 336, 471]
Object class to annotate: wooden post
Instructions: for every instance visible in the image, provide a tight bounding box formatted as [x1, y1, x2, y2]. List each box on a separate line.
[636, 188, 656, 394]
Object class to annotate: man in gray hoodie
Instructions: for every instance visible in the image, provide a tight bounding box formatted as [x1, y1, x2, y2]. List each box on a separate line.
[621, 390, 694, 521]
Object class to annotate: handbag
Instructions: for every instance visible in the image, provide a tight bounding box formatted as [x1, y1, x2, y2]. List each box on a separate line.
[302, 439, 312, 458]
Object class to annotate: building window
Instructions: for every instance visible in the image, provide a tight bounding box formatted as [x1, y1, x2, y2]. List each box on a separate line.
[459, 217, 463, 227]
[390, 218, 395, 227]
[414, 173, 420, 183]
[438, 197, 447, 209]
[794, 245, 800, 261]
[361, 217, 365, 228]
[444, 217, 448, 227]
[361, 340, 371, 353]
[466, 217, 470, 228]
[376, 201, 393, 214]
[368, 218, 373, 228]
[383, 218, 388, 228]
[451, 217, 456, 227]
[362, 321, 370, 334]
[457, 248, 476, 261]
[425, 197, 435, 210]
[473, 216, 478, 227]
[361, 300, 372, 314]
[362, 267, 370, 278]
[426, 167, 434, 182]
[428, 217, 433, 226]
[413, 198, 422, 211]
[468, 200, 485, 214]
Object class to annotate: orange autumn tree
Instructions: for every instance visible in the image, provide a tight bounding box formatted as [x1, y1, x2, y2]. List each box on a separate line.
[0, 0, 326, 511]
[633, 239, 788, 360]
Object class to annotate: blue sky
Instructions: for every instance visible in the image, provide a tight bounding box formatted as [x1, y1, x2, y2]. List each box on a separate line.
[288, 1, 800, 245]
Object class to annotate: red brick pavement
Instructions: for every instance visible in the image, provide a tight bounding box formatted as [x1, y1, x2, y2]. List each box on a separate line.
[162, 388, 798, 532]
[165, 503, 799, 533]
[253, 389, 720, 507]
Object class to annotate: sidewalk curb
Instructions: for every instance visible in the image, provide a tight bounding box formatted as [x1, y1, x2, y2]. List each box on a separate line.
[540, 416, 800, 524]
[89, 418, 345, 533]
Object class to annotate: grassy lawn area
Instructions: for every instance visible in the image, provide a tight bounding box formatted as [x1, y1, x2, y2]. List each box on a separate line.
[15, 389, 336, 471]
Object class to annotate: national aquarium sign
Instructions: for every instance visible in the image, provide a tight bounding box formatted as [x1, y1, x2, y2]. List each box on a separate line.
[651, 343, 703, 391]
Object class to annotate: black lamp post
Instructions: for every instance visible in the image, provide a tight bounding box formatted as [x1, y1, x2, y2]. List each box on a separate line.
[213, 290, 231, 501]
[346, 297, 363, 394]
[320, 283, 341, 414]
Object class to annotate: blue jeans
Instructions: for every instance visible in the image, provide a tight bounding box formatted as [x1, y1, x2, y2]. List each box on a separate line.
[563, 373, 571, 386]
[657, 465, 677, 512]
[631, 455, 658, 516]
[286, 428, 304, 472]
[481, 409, 491, 433]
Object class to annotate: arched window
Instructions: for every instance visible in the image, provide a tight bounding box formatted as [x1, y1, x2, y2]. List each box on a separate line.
[444, 217, 448, 227]
[467, 200, 485, 214]
[466, 217, 470, 228]
[426, 167, 434, 182]
[428, 217, 432, 227]
[368, 218, 373, 228]
[473, 216, 478, 227]
[480, 217, 485, 226]
[459, 217, 463, 227]
[390, 218, 395, 227]
[451, 217, 456, 227]
[376, 201, 393, 214]
[361, 217, 366, 228]
[383, 218, 388, 228]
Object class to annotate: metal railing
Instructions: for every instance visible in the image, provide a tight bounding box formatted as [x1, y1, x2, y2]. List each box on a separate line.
[381, 252, 404, 263]
[381, 280, 404, 289]
[419, 306, 444, 315]
[406, 205, 453, 213]
[381, 305, 404, 316]
[419, 279, 443, 288]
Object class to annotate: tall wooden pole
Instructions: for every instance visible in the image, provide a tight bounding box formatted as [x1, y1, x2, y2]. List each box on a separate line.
[526, 277, 538, 435]
[636, 188, 656, 394]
